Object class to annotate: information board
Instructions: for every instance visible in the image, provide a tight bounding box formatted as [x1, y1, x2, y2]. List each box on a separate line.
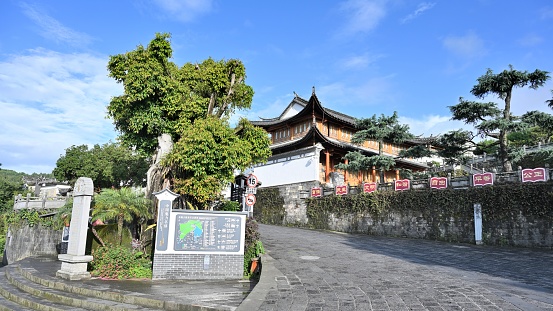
[174, 214, 243, 253]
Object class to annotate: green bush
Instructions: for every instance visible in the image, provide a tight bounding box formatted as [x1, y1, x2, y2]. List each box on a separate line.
[243, 218, 264, 279]
[89, 244, 152, 279]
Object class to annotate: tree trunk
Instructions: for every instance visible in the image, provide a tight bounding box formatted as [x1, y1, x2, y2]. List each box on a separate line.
[90, 227, 106, 247]
[501, 91, 513, 172]
[118, 215, 124, 246]
[146, 133, 174, 197]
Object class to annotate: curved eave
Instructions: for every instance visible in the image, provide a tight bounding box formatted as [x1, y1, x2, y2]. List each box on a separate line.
[250, 93, 357, 128]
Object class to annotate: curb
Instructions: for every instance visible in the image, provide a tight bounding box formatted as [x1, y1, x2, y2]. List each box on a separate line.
[236, 253, 284, 311]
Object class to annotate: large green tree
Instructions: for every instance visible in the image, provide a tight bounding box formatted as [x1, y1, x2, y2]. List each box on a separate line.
[337, 112, 413, 182]
[106, 33, 270, 207]
[53, 142, 149, 188]
[449, 65, 550, 172]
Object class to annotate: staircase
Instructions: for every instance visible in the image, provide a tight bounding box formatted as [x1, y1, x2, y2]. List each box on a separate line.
[0, 257, 245, 311]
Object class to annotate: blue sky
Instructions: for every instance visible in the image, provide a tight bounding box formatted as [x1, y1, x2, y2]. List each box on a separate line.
[1, 0, 553, 174]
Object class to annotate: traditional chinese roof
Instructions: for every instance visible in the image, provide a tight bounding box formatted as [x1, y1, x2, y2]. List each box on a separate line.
[251, 92, 356, 128]
[269, 124, 428, 170]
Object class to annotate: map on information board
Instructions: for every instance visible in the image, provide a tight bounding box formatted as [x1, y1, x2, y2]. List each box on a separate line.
[174, 214, 243, 253]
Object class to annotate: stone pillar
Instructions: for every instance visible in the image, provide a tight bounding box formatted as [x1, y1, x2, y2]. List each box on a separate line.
[57, 177, 94, 280]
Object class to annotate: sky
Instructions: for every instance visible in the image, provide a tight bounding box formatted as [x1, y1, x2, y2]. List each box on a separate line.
[1, 0, 553, 174]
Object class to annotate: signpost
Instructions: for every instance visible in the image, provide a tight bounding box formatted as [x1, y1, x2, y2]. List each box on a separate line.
[473, 172, 494, 186]
[247, 174, 258, 188]
[429, 177, 448, 189]
[311, 187, 322, 197]
[395, 179, 410, 191]
[335, 185, 348, 195]
[245, 193, 256, 206]
[521, 168, 547, 183]
[363, 182, 377, 193]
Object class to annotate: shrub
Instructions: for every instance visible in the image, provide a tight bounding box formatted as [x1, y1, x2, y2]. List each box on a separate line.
[89, 244, 152, 279]
[243, 218, 264, 279]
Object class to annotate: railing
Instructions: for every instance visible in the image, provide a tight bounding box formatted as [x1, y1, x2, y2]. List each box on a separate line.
[312, 166, 551, 196]
[13, 193, 69, 210]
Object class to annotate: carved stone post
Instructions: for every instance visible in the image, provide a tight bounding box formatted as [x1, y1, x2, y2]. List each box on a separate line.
[57, 177, 94, 280]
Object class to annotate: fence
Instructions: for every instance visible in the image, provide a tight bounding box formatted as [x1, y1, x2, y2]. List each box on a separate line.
[13, 193, 68, 210]
[310, 165, 551, 197]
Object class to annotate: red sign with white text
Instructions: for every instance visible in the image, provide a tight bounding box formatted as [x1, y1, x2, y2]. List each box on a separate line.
[311, 187, 322, 197]
[429, 177, 448, 189]
[521, 168, 547, 183]
[473, 172, 494, 186]
[335, 185, 348, 196]
[394, 179, 410, 191]
[363, 182, 377, 193]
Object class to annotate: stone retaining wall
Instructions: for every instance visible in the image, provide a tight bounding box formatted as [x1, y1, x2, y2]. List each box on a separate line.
[3, 225, 61, 264]
[257, 185, 553, 248]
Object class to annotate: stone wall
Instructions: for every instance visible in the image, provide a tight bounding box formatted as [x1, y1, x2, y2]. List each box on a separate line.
[256, 184, 553, 248]
[257, 181, 320, 225]
[152, 254, 244, 280]
[4, 225, 61, 264]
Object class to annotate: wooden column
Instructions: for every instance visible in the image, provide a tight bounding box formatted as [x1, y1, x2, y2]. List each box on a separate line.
[325, 151, 330, 183]
[371, 166, 376, 183]
[395, 169, 400, 180]
[344, 159, 348, 183]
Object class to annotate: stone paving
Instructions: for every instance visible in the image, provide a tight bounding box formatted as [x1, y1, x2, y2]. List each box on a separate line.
[256, 224, 553, 311]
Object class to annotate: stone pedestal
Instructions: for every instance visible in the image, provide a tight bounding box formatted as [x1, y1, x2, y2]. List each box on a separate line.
[57, 177, 94, 281]
[56, 254, 93, 280]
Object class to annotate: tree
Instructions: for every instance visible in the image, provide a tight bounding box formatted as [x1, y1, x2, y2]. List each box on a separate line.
[337, 112, 413, 182]
[449, 65, 550, 172]
[106, 33, 270, 207]
[519, 110, 553, 144]
[53, 143, 149, 188]
[92, 187, 151, 246]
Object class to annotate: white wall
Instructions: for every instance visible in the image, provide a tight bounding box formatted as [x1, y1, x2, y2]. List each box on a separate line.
[253, 149, 320, 188]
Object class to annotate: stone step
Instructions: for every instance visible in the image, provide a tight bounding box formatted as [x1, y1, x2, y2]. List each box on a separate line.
[5, 264, 163, 311]
[0, 293, 36, 311]
[0, 267, 82, 311]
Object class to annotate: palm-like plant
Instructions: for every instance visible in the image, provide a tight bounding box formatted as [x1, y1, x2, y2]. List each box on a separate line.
[92, 187, 152, 245]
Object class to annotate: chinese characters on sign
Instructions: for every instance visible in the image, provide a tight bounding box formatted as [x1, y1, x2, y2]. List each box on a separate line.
[395, 179, 410, 191]
[363, 182, 377, 193]
[174, 214, 243, 253]
[156, 200, 171, 251]
[429, 177, 448, 189]
[311, 187, 322, 197]
[473, 172, 494, 186]
[521, 168, 547, 183]
[335, 185, 348, 195]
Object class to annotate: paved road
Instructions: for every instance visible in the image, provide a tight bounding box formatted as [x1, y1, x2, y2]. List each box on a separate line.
[256, 224, 553, 311]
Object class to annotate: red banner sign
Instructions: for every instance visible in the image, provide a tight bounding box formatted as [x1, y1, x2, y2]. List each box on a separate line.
[473, 172, 494, 186]
[363, 182, 377, 193]
[311, 187, 322, 197]
[521, 168, 547, 183]
[335, 185, 348, 195]
[394, 179, 410, 191]
[429, 177, 448, 189]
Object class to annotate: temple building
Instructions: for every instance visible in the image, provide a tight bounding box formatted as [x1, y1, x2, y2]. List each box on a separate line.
[248, 90, 435, 188]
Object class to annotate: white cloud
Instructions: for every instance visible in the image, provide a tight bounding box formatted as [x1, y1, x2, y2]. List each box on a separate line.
[339, 0, 387, 35]
[317, 75, 396, 111]
[540, 6, 553, 19]
[517, 33, 544, 47]
[442, 32, 487, 60]
[0, 49, 122, 173]
[152, 0, 214, 22]
[401, 2, 435, 24]
[399, 115, 469, 137]
[340, 53, 383, 70]
[20, 2, 93, 47]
